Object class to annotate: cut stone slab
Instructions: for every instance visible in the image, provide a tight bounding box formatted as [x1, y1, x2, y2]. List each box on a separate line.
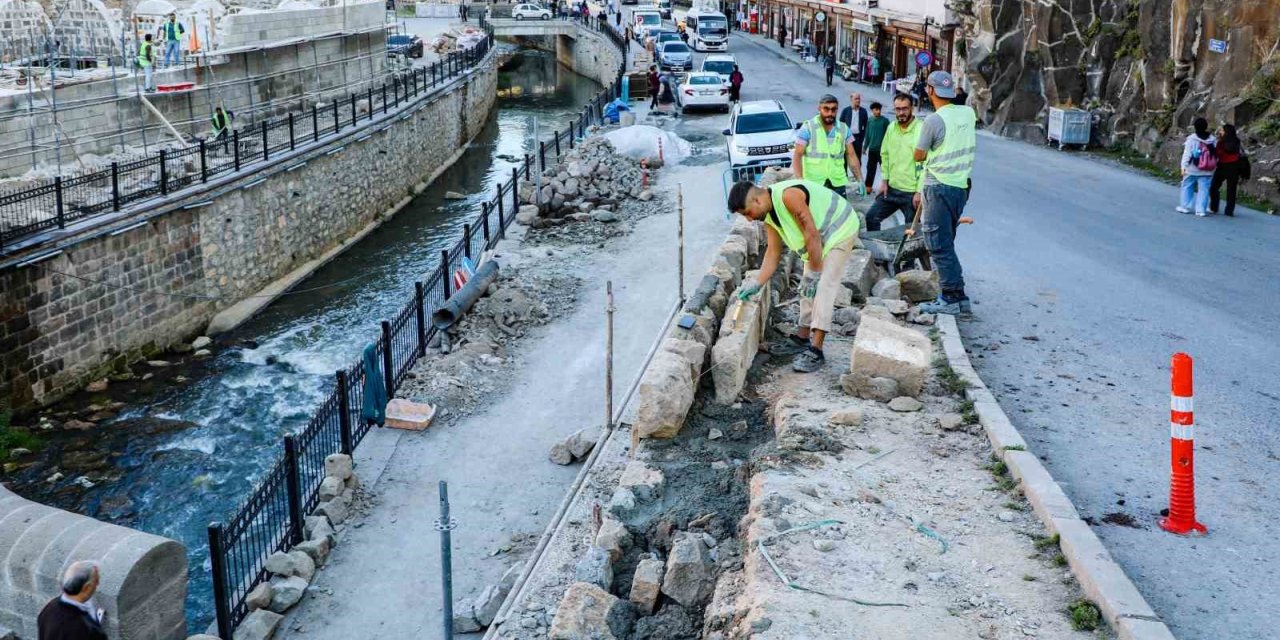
[896, 269, 940, 303]
[233, 609, 283, 640]
[630, 557, 665, 615]
[549, 582, 634, 640]
[662, 337, 707, 380]
[888, 396, 924, 412]
[711, 274, 768, 405]
[662, 532, 715, 608]
[634, 350, 696, 439]
[848, 316, 932, 396]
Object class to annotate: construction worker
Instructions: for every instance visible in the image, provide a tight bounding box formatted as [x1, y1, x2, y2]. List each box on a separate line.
[159, 13, 185, 68]
[726, 179, 861, 373]
[210, 106, 233, 141]
[791, 94, 863, 198]
[864, 93, 923, 231]
[138, 34, 155, 92]
[913, 71, 977, 315]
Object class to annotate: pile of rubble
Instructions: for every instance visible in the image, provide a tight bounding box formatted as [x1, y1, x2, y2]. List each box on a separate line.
[515, 137, 654, 228]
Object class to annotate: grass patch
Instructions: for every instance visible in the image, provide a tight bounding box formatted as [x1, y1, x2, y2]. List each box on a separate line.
[1101, 144, 1179, 183]
[1002, 444, 1026, 451]
[959, 399, 978, 425]
[986, 458, 1018, 492]
[1033, 533, 1061, 552]
[0, 410, 41, 462]
[1022, 574, 1037, 582]
[1053, 552, 1069, 567]
[935, 360, 970, 396]
[1004, 501, 1026, 511]
[1067, 599, 1102, 631]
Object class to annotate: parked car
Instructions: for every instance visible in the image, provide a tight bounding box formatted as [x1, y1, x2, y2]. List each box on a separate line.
[700, 53, 736, 82]
[676, 72, 729, 112]
[723, 100, 795, 169]
[387, 34, 424, 58]
[657, 41, 693, 71]
[513, 2, 552, 19]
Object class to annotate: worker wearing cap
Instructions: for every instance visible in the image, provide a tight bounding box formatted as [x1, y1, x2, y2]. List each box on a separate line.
[725, 178, 861, 373]
[913, 70, 977, 315]
[791, 94, 863, 198]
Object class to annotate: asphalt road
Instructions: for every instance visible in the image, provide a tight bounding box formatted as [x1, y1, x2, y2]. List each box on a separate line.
[700, 24, 1279, 640]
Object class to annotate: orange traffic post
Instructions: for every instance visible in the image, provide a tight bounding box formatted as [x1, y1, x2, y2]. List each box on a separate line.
[1159, 353, 1207, 536]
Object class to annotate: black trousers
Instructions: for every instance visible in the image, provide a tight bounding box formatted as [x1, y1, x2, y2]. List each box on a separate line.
[863, 148, 880, 190]
[1210, 161, 1240, 216]
[864, 186, 916, 231]
[825, 67, 833, 85]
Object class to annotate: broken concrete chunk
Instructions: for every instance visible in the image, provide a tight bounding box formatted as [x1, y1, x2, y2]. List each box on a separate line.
[305, 515, 336, 544]
[849, 316, 931, 396]
[829, 409, 864, 426]
[629, 557, 665, 615]
[861, 305, 895, 322]
[841, 373, 900, 402]
[662, 532, 716, 608]
[264, 550, 314, 581]
[549, 582, 634, 640]
[316, 493, 349, 525]
[938, 413, 966, 431]
[452, 601, 483, 634]
[896, 269, 941, 303]
[575, 546, 614, 591]
[608, 487, 637, 516]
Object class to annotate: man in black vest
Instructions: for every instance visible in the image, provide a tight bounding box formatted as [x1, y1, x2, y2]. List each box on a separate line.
[38, 561, 107, 640]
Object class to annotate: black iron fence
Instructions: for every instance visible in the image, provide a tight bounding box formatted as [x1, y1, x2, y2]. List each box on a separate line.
[206, 18, 625, 638]
[0, 35, 495, 252]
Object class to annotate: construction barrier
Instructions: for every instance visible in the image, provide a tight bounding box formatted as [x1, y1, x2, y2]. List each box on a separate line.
[1159, 352, 1207, 536]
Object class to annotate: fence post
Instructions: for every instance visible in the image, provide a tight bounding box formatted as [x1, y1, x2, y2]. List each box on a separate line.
[440, 249, 452, 301]
[555, 129, 561, 156]
[462, 223, 471, 260]
[53, 176, 65, 228]
[334, 100, 340, 133]
[511, 168, 519, 210]
[367, 87, 374, 120]
[497, 192, 505, 236]
[199, 141, 208, 183]
[111, 163, 120, 211]
[312, 105, 319, 143]
[262, 123, 269, 161]
[158, 150, 169, 196]
[207, 524, 233, 640]
[568, 121, 575, 149]
[288, 113, 296, 151]
[336, 370, 353, 456]
[380, 320, 395, 396]
[539, 141, 546, 171]
[351, 92, 357, 127]
[415, 281, 428, 357]
[382, 83, 388, 114]
[233, 131, 241, 171]
[481, 204, 490, 246]
[437, 481, 456, 640]
[283, 435, 304, 545]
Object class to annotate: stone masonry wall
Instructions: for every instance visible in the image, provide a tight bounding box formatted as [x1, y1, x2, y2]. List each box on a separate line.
[555, 27, 625, 89]
[0, 61, 498, 410]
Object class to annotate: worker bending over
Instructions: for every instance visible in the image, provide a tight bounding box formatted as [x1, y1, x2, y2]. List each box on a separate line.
[726, 179, 861, 373]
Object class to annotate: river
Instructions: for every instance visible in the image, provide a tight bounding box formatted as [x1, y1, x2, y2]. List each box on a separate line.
[11, 48, 601, 630]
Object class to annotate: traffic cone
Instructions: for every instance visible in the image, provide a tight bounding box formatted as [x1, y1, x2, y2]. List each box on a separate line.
[1159, 353, 1207, 536]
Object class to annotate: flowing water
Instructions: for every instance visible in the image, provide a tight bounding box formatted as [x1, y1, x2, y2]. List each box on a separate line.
[13, 49, 601, 630]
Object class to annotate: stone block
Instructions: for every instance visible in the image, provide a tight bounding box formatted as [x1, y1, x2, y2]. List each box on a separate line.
[662, 337, 707, 380]
[710, 279, 767, 405]
[633, 350, 695, 439]
[548, 582, 633, 640]
[318, 476, 344, 501]
[574, 546, 614, 590]
[629, 557, 665, 615]
[293, 537, 331, 567]
[245, 582, 273, 612]
[264, 550, 314, 581]
[315, 493, 349, 525]
[717, 234, 749, 272]
[848, 316, 931, 396]
[662, 532, 715, 608]
[871, 277, 901, 300]
[618, 460, 663, 503]
[267, 575, 308, 613]
[233, 609, 283, 640]
[895, 269, 940, 303]
[595, 518, 631, 560]
[323, 453, 353, 480]
[304, 515, 335, 543]
[841, 249, 879, 302]
[549, 426, 603, 465]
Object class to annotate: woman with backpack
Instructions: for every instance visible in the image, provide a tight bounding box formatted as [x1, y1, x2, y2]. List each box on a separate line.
[1178, 117, 1216, 217]
[1210, 124, 1248, 217]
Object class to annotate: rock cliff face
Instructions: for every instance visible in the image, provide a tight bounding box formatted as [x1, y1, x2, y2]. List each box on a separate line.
[957, 0, 1279, 207]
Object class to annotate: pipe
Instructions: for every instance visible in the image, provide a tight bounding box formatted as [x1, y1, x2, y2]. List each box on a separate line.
[431, 260, 499, 329]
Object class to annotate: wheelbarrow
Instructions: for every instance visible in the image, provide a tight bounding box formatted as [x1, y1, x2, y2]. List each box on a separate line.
[859, 199, 931, 275]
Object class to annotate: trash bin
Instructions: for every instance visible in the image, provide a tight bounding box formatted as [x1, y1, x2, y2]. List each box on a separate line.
[1047, 107, 1090, 149]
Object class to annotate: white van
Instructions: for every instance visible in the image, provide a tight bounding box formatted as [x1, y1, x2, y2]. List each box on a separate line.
[684, 8, 728, 52]
[632, 8, 662, 41]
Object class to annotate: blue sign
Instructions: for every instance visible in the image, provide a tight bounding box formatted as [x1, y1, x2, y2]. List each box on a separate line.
[1208, 39, 1227, 53]
[915, 50, 933, 68]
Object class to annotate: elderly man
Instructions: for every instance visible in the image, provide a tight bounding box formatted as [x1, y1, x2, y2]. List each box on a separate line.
[839, 91, 869, 157]
[38, 561, 107, 640]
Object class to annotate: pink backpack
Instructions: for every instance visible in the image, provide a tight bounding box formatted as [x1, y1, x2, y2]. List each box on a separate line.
[1193, 139, 1217, 171]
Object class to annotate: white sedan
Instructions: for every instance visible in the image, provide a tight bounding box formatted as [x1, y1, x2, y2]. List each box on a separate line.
[675, 72, 729, 112]
[513, 3, 552, 19]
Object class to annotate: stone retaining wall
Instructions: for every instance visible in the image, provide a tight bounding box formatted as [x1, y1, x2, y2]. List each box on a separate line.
[0, 486, 188, 639]
[0, 60, 498, 410]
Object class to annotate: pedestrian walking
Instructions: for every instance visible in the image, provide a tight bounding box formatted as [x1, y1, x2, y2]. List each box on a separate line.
[913, 71, 977, 315]
[864, 94, 922, 231]
[824, 48, 835, 86]
[736, 8, 744, 31]
[647, 66, 660, 109]
[728, 65, 744, 103]
[862, 100, 889, 192]
[1210, 123, 1244, 216]
[158, 13, 184, 68]
[1178, 117, 1217, 217]
[792, 94, 863, 198]
[726, 179, 862, 373]
[38, 561, 107, 640]
[138, 34, 155, 92]
[838, 91, 867, 157]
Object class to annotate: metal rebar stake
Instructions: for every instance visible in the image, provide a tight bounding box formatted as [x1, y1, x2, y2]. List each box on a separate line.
[677, 184, 685, 303]
[436, 481, 457, 640]
[606, 281, 615, 431]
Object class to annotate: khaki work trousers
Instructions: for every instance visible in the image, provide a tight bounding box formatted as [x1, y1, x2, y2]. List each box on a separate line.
[798, 237, 855, 333]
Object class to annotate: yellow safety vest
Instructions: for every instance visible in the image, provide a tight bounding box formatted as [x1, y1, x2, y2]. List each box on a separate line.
[765, 179, 861, 260]
[881, 117, 923, 192]
[137, 42, 152, 67]
[799, 115, 848, 188]
[924, 104, 977, 189]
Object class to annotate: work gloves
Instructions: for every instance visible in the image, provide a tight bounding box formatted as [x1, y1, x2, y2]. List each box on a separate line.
[800, 271, 821, 299]
[737, 280, 762, 301]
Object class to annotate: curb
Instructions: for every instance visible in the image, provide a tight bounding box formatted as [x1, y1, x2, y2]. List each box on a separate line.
[936, 315, 1177, 640]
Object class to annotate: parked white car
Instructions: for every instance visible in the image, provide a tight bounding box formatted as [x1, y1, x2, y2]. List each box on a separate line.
[700, 53, 736, 82]
[513, 3, 552, 19]
[676, 72, 729, 112]
[723, 100, 795, 169]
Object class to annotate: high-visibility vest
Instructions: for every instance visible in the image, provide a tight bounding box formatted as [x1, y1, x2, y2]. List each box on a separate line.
[137, 42, 153, 67]
[765, 179, 861, 261]
[163, 21, 182, 41]
[923, 104, 977, 189]
[881, 117, 923, 192]
[211, 111, 228, 134]
[799, 115, 848, 188]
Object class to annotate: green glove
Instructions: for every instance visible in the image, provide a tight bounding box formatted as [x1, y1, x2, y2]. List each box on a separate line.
[800, 271, 821, 298]
[737, 280, 762, 301]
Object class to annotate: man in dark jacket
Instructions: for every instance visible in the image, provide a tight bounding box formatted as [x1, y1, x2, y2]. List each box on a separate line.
[728, 65, 744, 102]
[838, 91, 868, 157]
[647, 66, 660, 109]
[38, 561, 107, 640]
[824, 48, 835, 86]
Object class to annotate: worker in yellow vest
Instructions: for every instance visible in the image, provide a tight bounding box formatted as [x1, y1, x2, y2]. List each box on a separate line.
[790, 94, 863, 198]
[912, 71, 977, 315]
[159, 13, 185, 68]
[726, 178, 861, 373]
[138, 34, 155, 92]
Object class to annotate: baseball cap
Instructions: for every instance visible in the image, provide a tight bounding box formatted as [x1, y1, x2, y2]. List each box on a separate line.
[927, 70, 957, 99]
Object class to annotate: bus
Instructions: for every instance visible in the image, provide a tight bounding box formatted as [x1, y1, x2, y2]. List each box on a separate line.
[684, 8, 728, 52]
